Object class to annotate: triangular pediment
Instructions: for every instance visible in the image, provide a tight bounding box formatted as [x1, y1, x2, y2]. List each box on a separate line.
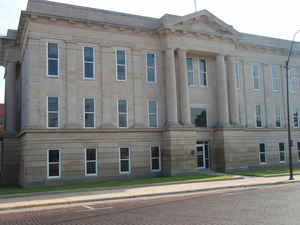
[163, 10, 238, 37]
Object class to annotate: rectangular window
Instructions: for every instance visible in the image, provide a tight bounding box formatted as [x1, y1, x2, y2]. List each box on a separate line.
[199, 59, 207, 86]
[259, 143, 267, 164]
[85, 148, 97, 176]
[84, 98, 95, 128]
[186, 58, 194, 86]
[47, 149, 60, 178]
[297, 142, 300, 161]
[255, 104, 263, 128]
[191, 108, 207, 127]
[148, 100, 158, 128]
[47, 43, 59, 76]
[146, 52, 156, 83]
[116, 50, 126, 81]
[47, 96, 59, 128]
[118, 99, 128, 128]
[279, 143, 286, 162]
[83, 47, 95, 79]
[289, 68, 297, 93]
[275, 105, 281, 128]
[272, 67, 280, 91]
[151, 146, 161, 171]
[252, 64, 260, 89]
[119, 147, 130, 173]
[235, 63, 240, 89]
[294, 109, 299, 128]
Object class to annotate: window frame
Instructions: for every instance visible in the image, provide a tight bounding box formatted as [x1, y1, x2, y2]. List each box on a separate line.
[115, 49, 127, 81]
[150, 145, 161, 172]
[259, 143, 267, 165]
[119, 147, 131, 174]
[252, 63, 260, 90]
[83, 97, 96, 129]
[294, 108, 299, 128]
[235, 63, 240, 89]
[85, 148, 98, 176]
[288, 68, 297, 93]
[117, 99, 128, 128]
[82, 46, 96, 80]
[47, 149, 61, 179]
[255, 104, 263, 128]
[46, 96, 60, 129]
[190, 107, 208, 128]
[146, 51, 157, 84]
[271, 66, 280, 92]
[279, 143, 286, 163]
[148, 100, 158, 128]
[186, 57, 195, 86]
[199, 58, 208, 87]
[47, 42, 59, 78]
[275, 104, 281, 128]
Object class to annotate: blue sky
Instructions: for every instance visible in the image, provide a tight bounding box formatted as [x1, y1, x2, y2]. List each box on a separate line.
[0, 0, 300, 103]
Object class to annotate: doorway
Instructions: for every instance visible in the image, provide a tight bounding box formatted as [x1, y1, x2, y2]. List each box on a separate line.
[196, 141, 210, 169]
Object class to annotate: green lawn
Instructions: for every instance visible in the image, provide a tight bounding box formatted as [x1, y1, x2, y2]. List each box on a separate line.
[236, 168, 300, 177]
[0, 174, 231, 196]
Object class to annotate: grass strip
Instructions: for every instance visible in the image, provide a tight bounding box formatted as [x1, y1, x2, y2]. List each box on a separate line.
[236, 168, 300, 177]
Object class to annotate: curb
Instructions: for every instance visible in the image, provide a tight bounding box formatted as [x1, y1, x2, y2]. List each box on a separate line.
[0, 176, 242, 199]
[0, 179, 298, 212]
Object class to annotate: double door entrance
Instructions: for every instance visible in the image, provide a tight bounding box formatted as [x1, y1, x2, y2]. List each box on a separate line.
[196, 142, 210, 169]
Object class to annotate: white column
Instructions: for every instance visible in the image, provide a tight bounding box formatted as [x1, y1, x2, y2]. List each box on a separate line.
[226, 56, 239, 125]
[5, 62, 17, 133]
[177, 49, 191, 126]
[165, 48, 178, 127]
[216, 54, 230, 127]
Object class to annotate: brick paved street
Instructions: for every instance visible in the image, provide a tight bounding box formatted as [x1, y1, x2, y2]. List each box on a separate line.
[1, 183, 299, 225]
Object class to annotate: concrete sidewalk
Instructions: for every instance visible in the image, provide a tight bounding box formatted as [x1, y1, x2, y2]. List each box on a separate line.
[0, 175, 299, 211]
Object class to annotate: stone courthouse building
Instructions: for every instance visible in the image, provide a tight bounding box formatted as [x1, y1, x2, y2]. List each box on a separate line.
[0, 0, 300, 187]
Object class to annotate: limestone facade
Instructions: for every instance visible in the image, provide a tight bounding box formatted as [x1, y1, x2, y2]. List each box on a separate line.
[1, 0, 300, 186]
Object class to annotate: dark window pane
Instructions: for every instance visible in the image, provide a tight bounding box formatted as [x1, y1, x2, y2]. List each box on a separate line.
[197, 147, 204, 168]
[49, 150, 59, 162]
[298, 142, 300, 150]
[48, 113, 58, 127]
[49, 164, 59, 177]
[86, 162, 96, 174]
[84, 47, 94, 62]
[85, 99, 94, 112]
[121, 160, 129, 172]
[85, 113, 94, 128]
[256, 120, 262, 127]
[199, 59, 206, 72]
[119, 114, 127, 128]
[118, 100, 127, 113]
[259, 144, 265, 153]
[147, 68, 155, 82]
[120, 148, 129, 159]
[147, 53, 155, 67]
[48, 59, 58, 76]
[280, 152, 285, 161]
[151, 146, 159, 158]
[260, 153, 266, 163]
[152, 159, 159, 170]
[191, 108, 207, 127]
[298, 151, 300, 160]
[48, 43, 58, 58]
[149, 101, 157, 114]
[149, 115, 157, 127]
[84, 63, 94, 78]
[117, 65, 126, 80]
[48, 97, 58, 111]
[117, 50, 125, 64]
[279, 143, 285, 151]
[188, 71, 194, 85]
[86, 149, 96, 161]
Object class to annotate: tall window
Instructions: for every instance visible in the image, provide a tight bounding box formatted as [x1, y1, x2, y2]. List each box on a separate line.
[259, 143, 266, 164]
[119, 148, 130, 173]
[47, 96, 59, 128]
[84, 98, 95, 128]
[255, 104, 263, 128]
[252, 64, 260, 89]
[191, 108, 207, 127]
[297, 142, 300, 161]
[146, 52, 156, 83]
[272, 67, 280, 91]
[118, 99, 128, 128]
[289, 68, 297, 93]
[279, 143, 286, 162]
[47, 149, 60, 178]
[116, 50, 126, 81]
[83, 47, 95, 79]
[85, 148, 97, 176]
[151, 146, 161, 171]
[275, 105, 281, 128]
[186, 58, 194, 86]
[47, 43, 59, 76]
[294, 108, 299, 128]
[148, 100, 158, 128]
[199, 59, 207, 86]
[235, 63, 240, 89]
